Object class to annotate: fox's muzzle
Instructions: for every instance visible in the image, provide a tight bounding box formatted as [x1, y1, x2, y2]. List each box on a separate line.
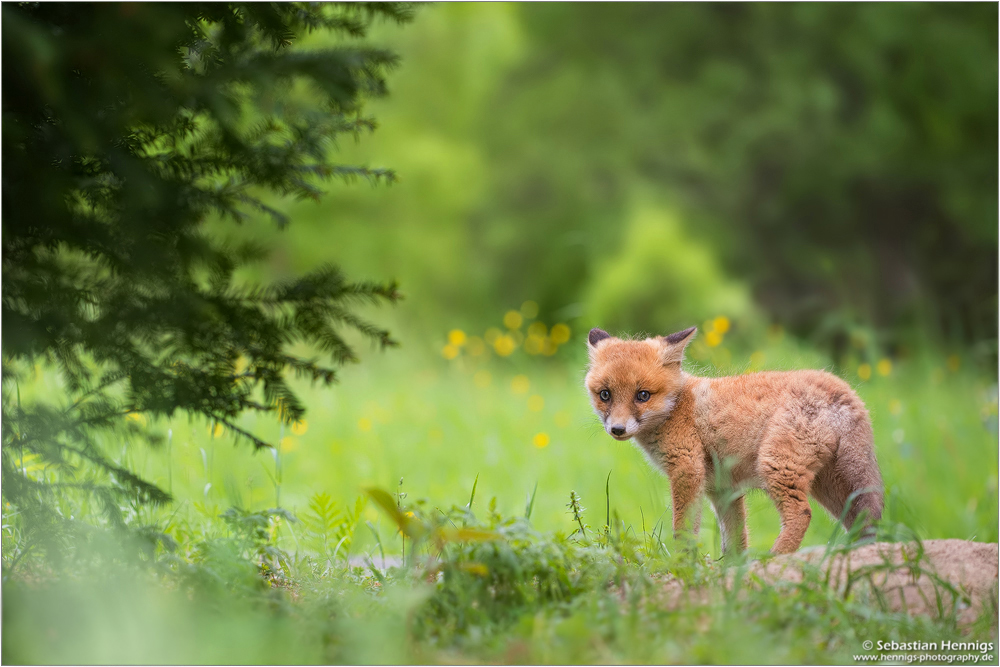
[605, 416, 638, 440]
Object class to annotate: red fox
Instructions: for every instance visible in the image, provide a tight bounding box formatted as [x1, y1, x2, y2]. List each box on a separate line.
[585, 326, 883, 554]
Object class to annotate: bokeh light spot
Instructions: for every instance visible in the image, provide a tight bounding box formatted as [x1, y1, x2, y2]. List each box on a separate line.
[550, 323, 571, 344]
[493, 335, 516, 356]
[524, 334, 544, 355]
[503, 310, 523, 330]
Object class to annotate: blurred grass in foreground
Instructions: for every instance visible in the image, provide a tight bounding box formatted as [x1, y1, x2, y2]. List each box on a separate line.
[4, 477, 995, 665]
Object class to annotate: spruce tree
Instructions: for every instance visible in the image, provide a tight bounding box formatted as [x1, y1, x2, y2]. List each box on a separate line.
[2, 2, 413, 559]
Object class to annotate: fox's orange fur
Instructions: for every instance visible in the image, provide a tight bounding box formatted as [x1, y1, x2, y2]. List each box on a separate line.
[585, 326, 883, 554]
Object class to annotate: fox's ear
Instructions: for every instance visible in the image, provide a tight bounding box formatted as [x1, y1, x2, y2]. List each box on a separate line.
[588, 328, 611, 358]
[659, 326, 696, 365]
[588, 328, 611, 347]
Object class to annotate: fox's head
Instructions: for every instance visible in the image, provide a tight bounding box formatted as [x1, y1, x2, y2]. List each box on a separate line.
[584, 326, 697, 441]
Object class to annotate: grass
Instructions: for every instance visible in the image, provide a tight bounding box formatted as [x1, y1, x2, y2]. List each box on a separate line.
[3, 325, 998, 664]
[85, 329, 999, 552]
[3, 482, 995, 664]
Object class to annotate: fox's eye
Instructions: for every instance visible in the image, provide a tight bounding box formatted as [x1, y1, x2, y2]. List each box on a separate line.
[636, 390, 650, 402]
[599, 389, 611, 402]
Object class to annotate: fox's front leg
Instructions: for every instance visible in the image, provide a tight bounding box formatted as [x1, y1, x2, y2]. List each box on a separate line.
[665, 449, 705, 540]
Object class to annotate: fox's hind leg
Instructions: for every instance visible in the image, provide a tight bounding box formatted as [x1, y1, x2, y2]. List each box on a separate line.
[812, 421, 883, 540]
[758, 433, 831, 554]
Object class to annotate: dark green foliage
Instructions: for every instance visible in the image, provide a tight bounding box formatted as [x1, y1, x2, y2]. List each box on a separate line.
[2, 2, 412, 558]
[478, 3, 996, 351]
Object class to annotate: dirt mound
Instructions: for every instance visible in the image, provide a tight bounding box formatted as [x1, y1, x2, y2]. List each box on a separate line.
[648, 540, 998, 627]
[752, 539, 998, 625]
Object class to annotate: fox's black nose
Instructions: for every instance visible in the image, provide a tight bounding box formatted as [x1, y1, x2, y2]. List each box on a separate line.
[610, 426, 626, 437]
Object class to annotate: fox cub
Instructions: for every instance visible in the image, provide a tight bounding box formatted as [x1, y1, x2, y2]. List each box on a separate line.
[585, 326, 883, 554]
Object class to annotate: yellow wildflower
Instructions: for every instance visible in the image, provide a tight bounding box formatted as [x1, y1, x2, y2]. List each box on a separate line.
[550, 323, 571, 344]
[527, 321, 547, 337]
[126, 412, 148, 427]
[503, 310, 523, 330]
[493, 335, 516, 356]
[524, 335, 545, 355]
